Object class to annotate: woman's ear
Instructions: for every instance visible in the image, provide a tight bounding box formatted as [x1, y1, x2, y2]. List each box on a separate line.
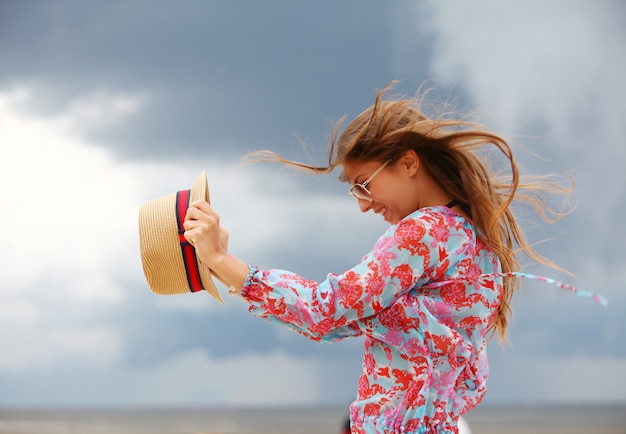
[399, 149, 420, 177]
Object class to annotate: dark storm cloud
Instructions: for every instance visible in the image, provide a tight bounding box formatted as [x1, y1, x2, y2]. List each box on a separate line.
[0, 1, 433, 161]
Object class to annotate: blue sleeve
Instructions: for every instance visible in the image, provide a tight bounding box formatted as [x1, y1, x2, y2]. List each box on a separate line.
[240, 209, 459, 342]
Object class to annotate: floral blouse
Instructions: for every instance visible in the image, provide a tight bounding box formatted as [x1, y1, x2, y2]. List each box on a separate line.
[241, 206, 502, 433]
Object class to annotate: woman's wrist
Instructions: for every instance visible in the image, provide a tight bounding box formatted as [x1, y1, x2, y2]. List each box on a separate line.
[210, 253, 249, 296]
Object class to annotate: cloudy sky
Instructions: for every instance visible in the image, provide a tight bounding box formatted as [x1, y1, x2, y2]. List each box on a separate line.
[0, 0, 624, 408]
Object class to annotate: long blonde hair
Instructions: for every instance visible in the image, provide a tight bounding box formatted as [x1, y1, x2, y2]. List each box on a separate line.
[248, 83, 572, 342]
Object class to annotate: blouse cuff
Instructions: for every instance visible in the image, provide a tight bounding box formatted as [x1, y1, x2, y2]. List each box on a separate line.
[239, 263, 260, 299]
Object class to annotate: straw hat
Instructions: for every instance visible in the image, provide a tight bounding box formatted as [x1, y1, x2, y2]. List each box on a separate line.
[139, 171, 224, 303]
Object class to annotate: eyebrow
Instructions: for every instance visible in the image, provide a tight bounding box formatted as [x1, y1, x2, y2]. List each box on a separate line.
[353, 173, 366, 185]
[338, 171, 362, 184]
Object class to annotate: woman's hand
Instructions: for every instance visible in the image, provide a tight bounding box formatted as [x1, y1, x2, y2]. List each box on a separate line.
[183, 200, 249, 294]
[183, 200, 228, 270]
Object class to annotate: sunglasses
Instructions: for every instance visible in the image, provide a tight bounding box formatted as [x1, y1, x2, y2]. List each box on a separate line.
[348, 159, 392, 201]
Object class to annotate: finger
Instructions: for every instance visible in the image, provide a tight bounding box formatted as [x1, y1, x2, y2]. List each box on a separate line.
[185, 201, 219, 225]
[183, 229, 196, 246]
[182, 208, 206, 230]
[183, 207, 219, 231]
[182, 212, 217, 231]
[184, 205, 203, 222]
[188, 200, 214, 214]
[182, 218, 198, 231]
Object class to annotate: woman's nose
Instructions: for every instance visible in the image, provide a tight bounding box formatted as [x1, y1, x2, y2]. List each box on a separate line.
[358, 198, 373, 213]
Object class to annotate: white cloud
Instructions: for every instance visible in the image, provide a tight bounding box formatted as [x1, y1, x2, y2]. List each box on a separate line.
[422, 0, 626, 138]
[0, 88, 140, 301]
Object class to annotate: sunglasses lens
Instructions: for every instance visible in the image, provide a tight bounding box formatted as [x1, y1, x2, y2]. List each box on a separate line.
[350, 185, 371, 201]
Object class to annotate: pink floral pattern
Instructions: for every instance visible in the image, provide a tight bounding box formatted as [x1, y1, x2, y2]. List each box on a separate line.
[241, 207, 502, 433]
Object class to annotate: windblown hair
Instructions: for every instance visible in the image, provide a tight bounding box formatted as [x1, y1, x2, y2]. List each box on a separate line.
[248, 83, 572, 342]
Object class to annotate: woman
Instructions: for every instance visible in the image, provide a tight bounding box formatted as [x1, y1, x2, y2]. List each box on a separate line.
[182, 85, 569, 433]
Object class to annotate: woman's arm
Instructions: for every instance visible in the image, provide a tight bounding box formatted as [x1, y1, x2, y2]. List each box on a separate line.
[239, 211, 457, 340]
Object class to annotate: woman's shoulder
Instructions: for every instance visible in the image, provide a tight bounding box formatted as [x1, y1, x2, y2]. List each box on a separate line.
[399, 206, 472, 232]
[378, 206, 474, 249]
